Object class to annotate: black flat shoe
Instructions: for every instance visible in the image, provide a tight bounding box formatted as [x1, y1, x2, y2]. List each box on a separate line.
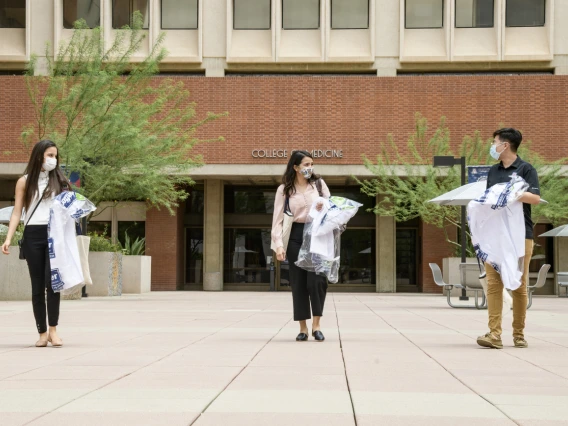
[312, 330, 325, 341]
[296, 333, 309, 341]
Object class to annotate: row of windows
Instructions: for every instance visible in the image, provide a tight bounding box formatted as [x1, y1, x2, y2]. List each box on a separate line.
[407, 0, 545, 29]
[0, 0, 547, 31]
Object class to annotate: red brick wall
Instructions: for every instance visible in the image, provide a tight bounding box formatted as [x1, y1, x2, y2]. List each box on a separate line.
[145, 206, 183, 291]
[421, 222, 456, 294]
[2, 75, 568, 164]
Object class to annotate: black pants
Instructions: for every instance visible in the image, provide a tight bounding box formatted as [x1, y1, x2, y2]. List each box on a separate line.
[287, 223, 327, 322]
[23, 225, 60, 333]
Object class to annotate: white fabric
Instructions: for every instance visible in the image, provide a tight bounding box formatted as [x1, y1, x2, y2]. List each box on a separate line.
[467, 176, 528, 291]
[295, 196, 363, 283]
[309, 199, 334, 259]
[76, 235, 93, 286]
[24, 172, 53, 225]
[49, 192, 96, 294]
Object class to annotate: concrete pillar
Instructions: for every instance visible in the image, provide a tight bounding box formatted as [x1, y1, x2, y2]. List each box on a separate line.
[203, 179, 224, 290]
[376, 215, 396, 293]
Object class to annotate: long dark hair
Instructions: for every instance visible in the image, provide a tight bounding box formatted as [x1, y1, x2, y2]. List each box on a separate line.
[23, 140, 69, 212]
[281, 150, 321, 198]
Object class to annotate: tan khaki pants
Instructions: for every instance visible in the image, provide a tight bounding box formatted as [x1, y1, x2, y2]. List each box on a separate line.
[484, 240, 534, 339]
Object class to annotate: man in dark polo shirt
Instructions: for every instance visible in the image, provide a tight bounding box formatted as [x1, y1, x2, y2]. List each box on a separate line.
[477, 128, 541, 350]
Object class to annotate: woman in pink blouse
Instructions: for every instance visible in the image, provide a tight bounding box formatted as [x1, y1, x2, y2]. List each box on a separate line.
[272, 150, 330, 342]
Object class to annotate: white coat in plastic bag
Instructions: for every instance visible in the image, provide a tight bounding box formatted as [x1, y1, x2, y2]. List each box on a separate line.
[49, 192, 96, 294]
[295, 196, 363, 283]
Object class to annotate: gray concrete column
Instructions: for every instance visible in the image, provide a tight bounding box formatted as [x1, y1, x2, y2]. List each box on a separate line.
[376, 215, 396, 293]
[203, 179, 224, 291]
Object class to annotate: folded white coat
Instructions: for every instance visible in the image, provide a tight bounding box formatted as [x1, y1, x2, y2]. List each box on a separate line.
[467, 176, 528, 291]
[49, 192, 97, 294]
[295, 196, 362, 283]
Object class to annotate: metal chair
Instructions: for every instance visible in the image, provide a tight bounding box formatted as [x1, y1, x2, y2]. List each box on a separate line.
[428, 263, 485, 309]
[459, 263, 487, 309]
[558, 272, 568, 297]
[527, 264, 551, 309]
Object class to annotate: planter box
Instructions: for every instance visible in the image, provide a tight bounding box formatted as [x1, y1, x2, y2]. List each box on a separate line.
[122, 255, 151, 294]
[88, 252, 123, 297]
[443, 257, 479, 297]
[0, 250, 32, 300]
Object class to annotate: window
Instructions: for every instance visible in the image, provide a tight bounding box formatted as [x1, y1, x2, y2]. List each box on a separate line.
[331, 0, 369, 29]
[225, 186, 275, 214]
[162, 0, 198, 29]
[63, 0, 101, 29]
[87, 221, 112, 238]
[405, 0, 444, 29]
[117, 221, 145, 248]
[224, 228, 271, 285]
[112, 0, 149, 29]
[0, 0, 25, 28]
[234, 0, 271, 30]
[183, 187, 203, 290]
[283, 0, 319, 30]
[337, 229, 376, 285]
[455, 0, 493, 28]
[506, 0, 545, 27]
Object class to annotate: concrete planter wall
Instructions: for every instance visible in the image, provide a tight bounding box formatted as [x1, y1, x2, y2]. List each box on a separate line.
[0, 250, 32, 300]
[122, 255, 151, 294]
[443, 257, 479, 297]
[88, 252, 123, 297]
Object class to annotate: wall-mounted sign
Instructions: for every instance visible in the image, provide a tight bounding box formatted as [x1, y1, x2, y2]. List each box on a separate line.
[467, 165, 491, 183]
[251, 149, 343, 159]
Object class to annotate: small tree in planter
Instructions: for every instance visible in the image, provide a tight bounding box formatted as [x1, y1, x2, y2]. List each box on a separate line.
[358, 113, 568, 283]
[20, 15, 227, 294]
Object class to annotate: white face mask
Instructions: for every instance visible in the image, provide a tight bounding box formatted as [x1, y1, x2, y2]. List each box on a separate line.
[42, 157, 57, 172]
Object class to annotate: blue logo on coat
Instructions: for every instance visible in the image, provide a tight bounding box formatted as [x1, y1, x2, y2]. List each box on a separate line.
[60, 191, 76, 208]
[51, 268, 64, 292]
[71, 208, 85, 219]
[48, 238, 55, 259]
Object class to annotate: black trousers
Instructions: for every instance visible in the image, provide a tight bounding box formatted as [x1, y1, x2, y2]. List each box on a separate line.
[286, 223, 327, 322]
[23, 225, 60, 333]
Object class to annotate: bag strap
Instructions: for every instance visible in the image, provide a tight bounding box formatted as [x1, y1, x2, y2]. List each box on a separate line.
[316, 178, 323, 197]
[24, 185, 49, 228]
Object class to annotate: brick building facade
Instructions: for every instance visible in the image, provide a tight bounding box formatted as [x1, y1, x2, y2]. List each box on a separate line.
[1, 74, 566, 293]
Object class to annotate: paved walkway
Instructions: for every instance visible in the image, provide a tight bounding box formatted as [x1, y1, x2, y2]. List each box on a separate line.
[0, 292, 567, 425]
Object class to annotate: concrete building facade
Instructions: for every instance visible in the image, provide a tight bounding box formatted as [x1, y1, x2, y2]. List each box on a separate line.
[1, 1, 567, 294]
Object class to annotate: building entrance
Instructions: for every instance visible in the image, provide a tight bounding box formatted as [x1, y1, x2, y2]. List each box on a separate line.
[222, 184, 377, 292]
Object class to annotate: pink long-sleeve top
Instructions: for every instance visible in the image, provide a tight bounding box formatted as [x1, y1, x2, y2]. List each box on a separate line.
[271, 179, 331, 249]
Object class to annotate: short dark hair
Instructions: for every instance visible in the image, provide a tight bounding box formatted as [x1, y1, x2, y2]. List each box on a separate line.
[493, 128, 522, 152]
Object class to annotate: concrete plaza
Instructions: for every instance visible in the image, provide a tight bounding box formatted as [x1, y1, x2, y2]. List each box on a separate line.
[0, 292, 567, 426]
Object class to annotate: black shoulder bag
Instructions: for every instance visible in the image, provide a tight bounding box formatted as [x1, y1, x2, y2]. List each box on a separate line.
[18, 186, 48, 260]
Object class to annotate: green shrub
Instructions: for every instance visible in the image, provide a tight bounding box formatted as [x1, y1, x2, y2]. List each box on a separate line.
[121, 232, 146, 256]
[0, 224, 24, 247]
[87, 227, 122, 253]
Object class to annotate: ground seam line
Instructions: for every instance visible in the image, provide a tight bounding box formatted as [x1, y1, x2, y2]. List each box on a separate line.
[23, 311, 260, 426]
[356, 296, 521, 426]
[188, 316, 293, 425]
[332, 294, 358, 426]
[399, 301, 568, 384]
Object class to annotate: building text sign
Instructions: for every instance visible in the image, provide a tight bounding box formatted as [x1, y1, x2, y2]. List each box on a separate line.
[252, 149, 343, 159]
